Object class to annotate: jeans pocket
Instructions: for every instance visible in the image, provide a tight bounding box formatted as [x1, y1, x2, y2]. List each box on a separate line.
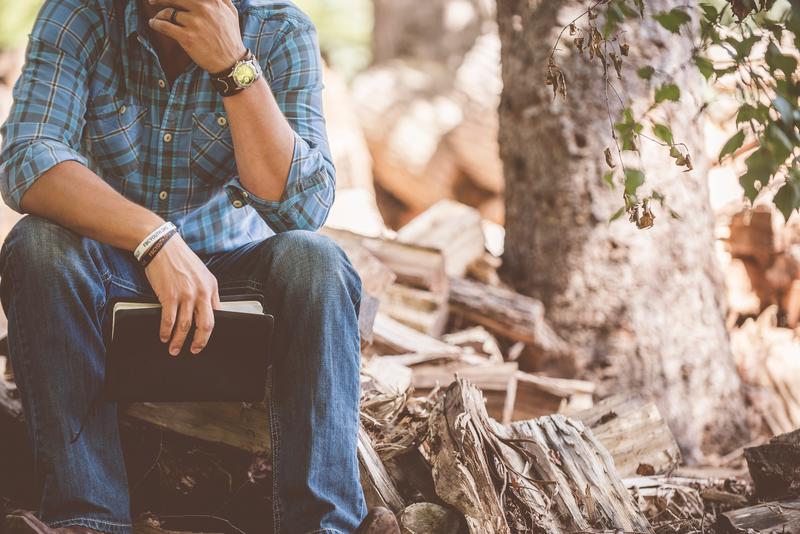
[190, 112, 236, 186]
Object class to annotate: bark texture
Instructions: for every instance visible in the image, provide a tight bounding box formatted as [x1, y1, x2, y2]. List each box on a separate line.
[496, 0, 748, 456]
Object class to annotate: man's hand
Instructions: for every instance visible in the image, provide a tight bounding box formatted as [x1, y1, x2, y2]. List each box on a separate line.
[145, 235, 221, 356]
[148, 0, 247, 73]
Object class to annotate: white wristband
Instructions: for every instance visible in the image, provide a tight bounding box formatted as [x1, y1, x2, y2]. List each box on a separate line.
[134, 222, 176, 261]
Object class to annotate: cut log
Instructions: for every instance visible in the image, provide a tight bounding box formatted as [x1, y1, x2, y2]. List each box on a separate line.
[744, 429, 800, 499]
[512, 372, 594, 421]
[447, 277, 572, 361]
[718, 499, 800, 533]
[398, 502, 462, 534]
[441, 326, 504, 363]
[410, 361, 518, 424]
[371, 313, 459, 356]
[574, 394, 682, 478]
[727, 206, 783, 268]
[322, 227, 448, 294]
[426, 378, 654, 533]
[379, 283, 449, 337]
[397, 200, 485, 277]
[358, 425, 406, 513]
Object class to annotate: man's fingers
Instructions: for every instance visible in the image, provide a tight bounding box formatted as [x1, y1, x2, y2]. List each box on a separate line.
[153, 7, 187, 26]
[191, 299, 215, 355]
[149, 18, 186, 41]
[160, 301, 178, 343]
[169, 300, 195, 356]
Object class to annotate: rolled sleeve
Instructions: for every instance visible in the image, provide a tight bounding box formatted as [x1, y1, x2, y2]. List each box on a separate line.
[0, 0, 100, 213]
[0, 139, 88, 212]
[232, 16, 335, 233]
[226, 130, 334, 232]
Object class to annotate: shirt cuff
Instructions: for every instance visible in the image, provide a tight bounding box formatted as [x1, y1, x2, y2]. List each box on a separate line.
[224, 132, 333, 233]
[0, 140, 88, 213]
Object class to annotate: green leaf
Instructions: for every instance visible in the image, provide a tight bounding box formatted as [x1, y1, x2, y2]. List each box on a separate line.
[609, 206, 626, 223]
[739, 171, 760, 203]
[736, 103, 770, 125]
[726, 35, 760, 59]
[624, 169, 645, 196]
[766, 41, 798, 76]
[655, 83, 681, 103]
[719, 130, 745, 162]
[774, 181, 800, 221]
[636, 65, 655, 80]
[700, 4, 719, 24]
[603, 170, 616, 190]
[652, 123, 674, 145]
[694, 55, 715, 80]
[653, 8, 691, 33]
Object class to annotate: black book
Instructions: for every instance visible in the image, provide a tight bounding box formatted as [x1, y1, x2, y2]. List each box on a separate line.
[105, 299, 274, 403]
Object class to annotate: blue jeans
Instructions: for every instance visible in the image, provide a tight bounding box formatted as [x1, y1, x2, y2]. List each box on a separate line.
[0, 216, 366, 534]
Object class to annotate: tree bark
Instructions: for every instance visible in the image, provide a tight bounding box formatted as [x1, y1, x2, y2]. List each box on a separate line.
[496, 0, 748, 456]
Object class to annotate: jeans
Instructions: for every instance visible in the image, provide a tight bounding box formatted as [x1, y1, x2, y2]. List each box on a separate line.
[0, 216, 366, 534]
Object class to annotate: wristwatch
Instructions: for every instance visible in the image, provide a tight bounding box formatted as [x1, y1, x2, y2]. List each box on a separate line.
[210, 49, 262, 97]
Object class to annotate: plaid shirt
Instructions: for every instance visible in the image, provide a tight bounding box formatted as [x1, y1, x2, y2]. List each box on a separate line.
[0, 0, 335, 255]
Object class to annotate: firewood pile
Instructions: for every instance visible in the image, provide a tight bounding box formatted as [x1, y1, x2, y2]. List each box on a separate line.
[721, 204, 800, 437]
[0, 198, 797, 533]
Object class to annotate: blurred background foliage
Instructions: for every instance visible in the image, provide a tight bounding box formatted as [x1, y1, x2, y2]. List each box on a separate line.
[0, 0, 372, 77]
[0, 0, 43, 50]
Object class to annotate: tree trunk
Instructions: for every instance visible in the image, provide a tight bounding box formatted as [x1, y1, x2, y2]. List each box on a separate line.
[496, 0, 748, 457]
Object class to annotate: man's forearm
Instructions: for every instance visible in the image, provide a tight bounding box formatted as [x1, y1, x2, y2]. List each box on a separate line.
[19, 161, 165, 251]
[223, 77, 295, 202]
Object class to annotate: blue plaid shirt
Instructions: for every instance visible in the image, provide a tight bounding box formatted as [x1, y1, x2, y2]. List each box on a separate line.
[0, 0, 335, 255]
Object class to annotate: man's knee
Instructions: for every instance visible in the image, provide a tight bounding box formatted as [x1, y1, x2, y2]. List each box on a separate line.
[269, 230, 362, 303]
[1, 216, 95, 280]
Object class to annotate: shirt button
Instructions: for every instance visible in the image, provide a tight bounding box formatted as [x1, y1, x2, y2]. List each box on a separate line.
[158, 79, 166, 89]
[163, 133, 173, 143]
[232, 200, 244, 208]
[241, 190, 249, 198]
[158, 190, 169, 200]
[118, 105, 127, 114]
[217, 116, 227, 127]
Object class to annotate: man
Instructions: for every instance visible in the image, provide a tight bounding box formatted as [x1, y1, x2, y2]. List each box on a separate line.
[0, 0, 399, 533]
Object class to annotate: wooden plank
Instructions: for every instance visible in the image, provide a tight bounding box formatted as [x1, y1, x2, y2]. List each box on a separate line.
[397, 199, 485, 277]
[718, 499, 800, 533]
[358, 425, 405, 513]
[321, 227, 448, 294]
[447, 277, 571, 361]
[124, 402, 270, 455]
[574, 394, 681, 478]
[410, 361, 518, 424]
[379, 282, 449, 337]
[513, 371, 595, 421]
[371, 313, 459, 356]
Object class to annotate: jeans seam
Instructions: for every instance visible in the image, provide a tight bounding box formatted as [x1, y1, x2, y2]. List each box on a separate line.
[269, 372, 282, 533]
[5, 257, 49, 513]
[48, 516, 133, 533]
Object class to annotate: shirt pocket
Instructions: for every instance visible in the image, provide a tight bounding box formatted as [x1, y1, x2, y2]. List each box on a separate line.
[191, 112, 236, 185]
[85, 99, 145, 179]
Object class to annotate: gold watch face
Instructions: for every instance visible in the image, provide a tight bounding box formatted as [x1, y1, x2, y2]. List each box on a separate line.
[232, 62, 257, 87]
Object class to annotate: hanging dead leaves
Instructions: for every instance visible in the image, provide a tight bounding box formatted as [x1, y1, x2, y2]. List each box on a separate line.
[545, 56, 567, 100]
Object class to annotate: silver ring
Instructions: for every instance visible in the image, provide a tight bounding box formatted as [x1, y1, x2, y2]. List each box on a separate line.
[170, 8, 179, 24]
